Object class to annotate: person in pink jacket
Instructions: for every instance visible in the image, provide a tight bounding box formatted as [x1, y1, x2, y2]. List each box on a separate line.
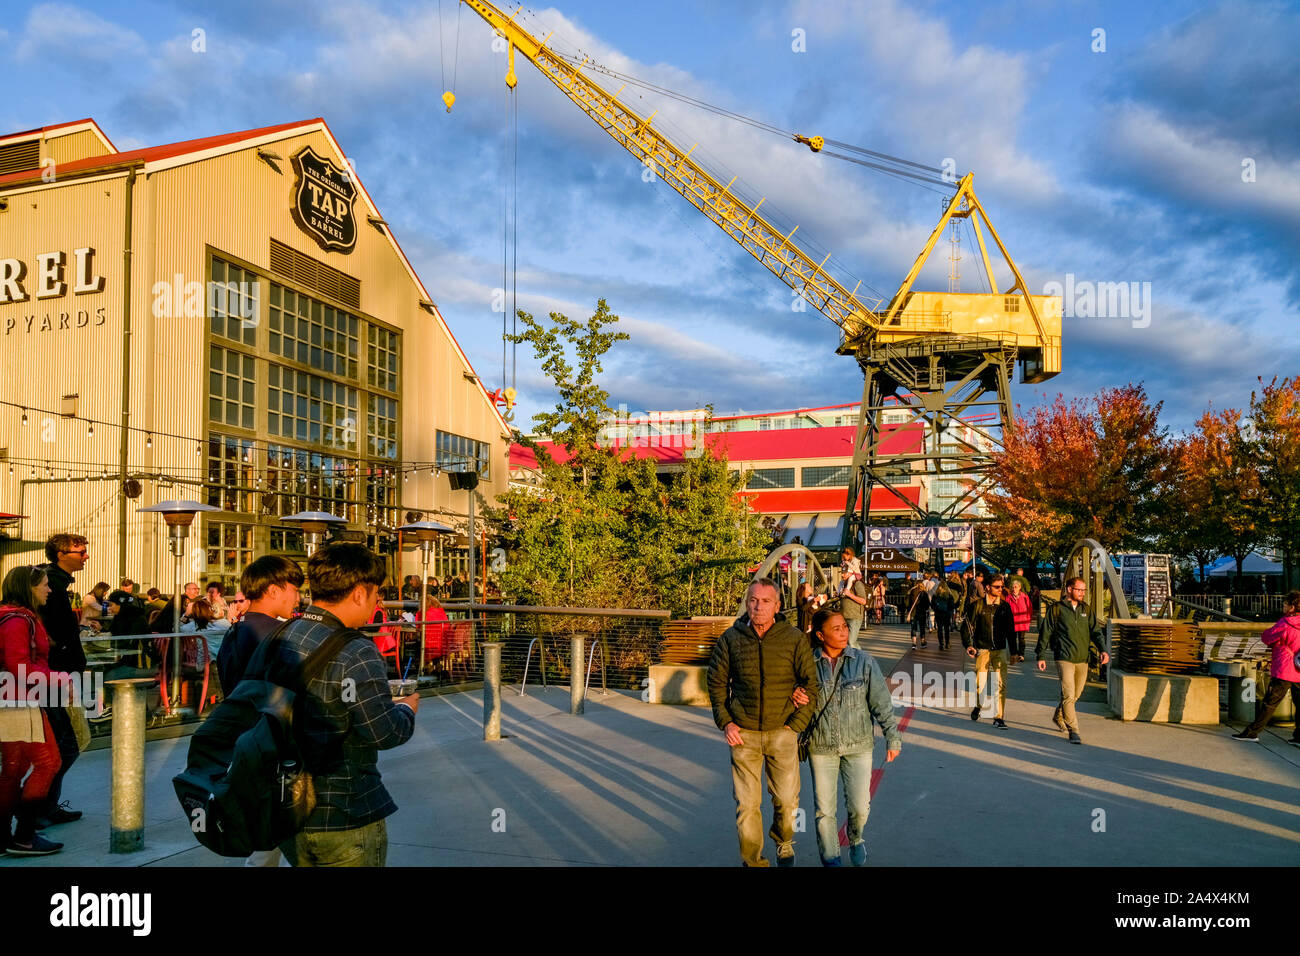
[1232, 589, 1300, 744]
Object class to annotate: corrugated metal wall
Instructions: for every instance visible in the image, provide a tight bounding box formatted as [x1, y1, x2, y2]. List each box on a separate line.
[3, 122, 510, 594]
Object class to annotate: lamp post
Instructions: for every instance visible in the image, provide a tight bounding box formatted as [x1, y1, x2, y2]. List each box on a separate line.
[139, 499, 217, 716]
[282, 510, 347, 557]
[396, 519, 453, 677]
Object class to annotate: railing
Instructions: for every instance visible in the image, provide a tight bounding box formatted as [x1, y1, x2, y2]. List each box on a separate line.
[358, 604, 672, 693]
[1171, 593, 1286, 622]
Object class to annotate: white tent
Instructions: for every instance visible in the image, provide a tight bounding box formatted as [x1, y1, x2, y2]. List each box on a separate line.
[1206, 552, 1283, 576]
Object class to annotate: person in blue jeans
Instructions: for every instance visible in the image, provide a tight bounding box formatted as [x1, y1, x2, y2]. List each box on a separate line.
[794, 608, 902, 866]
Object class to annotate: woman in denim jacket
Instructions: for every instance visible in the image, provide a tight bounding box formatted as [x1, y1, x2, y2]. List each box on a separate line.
[797, 608, 902, 866]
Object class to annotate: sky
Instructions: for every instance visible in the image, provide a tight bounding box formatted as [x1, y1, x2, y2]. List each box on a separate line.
[2, 0, 1297, 434]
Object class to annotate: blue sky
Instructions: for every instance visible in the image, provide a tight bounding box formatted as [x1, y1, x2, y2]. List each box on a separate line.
[2, 0, 1296, 433]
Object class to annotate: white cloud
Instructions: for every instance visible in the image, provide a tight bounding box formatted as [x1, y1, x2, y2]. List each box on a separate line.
[788, 0, 1061, 203]
[1103, 102, 1300, 225]
[15, 3, 147, 62]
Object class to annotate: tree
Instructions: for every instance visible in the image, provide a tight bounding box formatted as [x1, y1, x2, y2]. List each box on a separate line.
[986, 385, 1175, 568]
[1157, 434, 1221, 584]
[1190, 407, 1261, 591]
[495, 299, 765, 613]
[1248, 376, 1300, 589]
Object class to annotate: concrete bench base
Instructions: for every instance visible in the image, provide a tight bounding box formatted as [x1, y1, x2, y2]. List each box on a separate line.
[1107, 667, 1219, 724]
[646, 664, 710, 706]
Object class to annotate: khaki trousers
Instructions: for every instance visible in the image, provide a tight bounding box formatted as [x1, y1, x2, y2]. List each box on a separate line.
[1055, 661, 1089, 733]
[729, 727, 800, 867]
[974, 649, 1008, 719]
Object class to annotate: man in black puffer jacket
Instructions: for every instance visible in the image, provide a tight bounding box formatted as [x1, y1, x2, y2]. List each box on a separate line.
[962, 573, 1015, 729]
[708, 577, 818, 867]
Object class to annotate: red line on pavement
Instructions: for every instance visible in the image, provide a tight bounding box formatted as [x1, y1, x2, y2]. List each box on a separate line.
[840, 705, 914, 846]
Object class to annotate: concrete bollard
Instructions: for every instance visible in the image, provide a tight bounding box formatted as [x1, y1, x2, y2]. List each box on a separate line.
[107, 677, 155, 853]
[483, 643, 502, 740]
[570, 634, 586, 715]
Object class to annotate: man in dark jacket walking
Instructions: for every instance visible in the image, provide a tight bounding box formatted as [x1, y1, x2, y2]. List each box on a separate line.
[1036, 576, 1109, 744]
[707, 577, 818, 867]
[37, 533, 90, 826]
[963, 574, 1016, 728]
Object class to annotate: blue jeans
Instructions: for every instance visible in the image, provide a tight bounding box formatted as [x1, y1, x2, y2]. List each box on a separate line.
[846, 617, 863, 648]
[809, 748, 873, 864]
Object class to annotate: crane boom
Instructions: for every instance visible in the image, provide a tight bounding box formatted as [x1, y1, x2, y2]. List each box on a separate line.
[460, 0, 1065, 551]
[462, 0, 882, 344]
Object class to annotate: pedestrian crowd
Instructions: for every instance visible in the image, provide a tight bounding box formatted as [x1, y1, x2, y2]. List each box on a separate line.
[0, 530, 430, 863]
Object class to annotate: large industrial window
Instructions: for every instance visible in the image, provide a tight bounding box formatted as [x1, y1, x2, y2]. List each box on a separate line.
[268, 283, 359, 379]
[436, 430, 490, 479]
[745, 468, 795, 489]
[204, 520, 254, 590]
[268, 528, 306, 555]
[802, 465, 852, 487]
[265, 443, 355, 522]
[367, 325, 399, 393]
[367, 394, 398, 460]
[208, 346, 257, 431]
[210, 258, 258, 346]
[267, 364, 358, 451]
[205, 433, 256, 513]
[361, 464, 398, 528]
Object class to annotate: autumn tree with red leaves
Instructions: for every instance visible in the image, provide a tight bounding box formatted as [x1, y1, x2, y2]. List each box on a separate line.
[1247, 376, 1300, 588]
[986, 384, 1175, 573]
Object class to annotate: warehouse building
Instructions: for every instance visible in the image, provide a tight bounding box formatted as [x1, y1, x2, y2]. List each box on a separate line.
[0, 118, 510, 593]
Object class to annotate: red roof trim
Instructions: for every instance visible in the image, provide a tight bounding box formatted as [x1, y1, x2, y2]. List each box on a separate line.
[0, 118, 322, 187]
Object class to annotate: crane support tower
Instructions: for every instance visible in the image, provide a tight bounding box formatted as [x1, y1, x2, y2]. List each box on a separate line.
[459, 1, 1062, 552]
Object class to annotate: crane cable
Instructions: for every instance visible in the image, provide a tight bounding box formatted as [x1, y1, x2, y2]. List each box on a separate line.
[502, 80, 519, 399]
[549, 50, 954, 189]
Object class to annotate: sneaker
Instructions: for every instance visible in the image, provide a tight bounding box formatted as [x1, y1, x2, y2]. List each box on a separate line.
[776, 851, 796, 868]
[1068, 731, 1082, 745]
[1052, 712, 1068, 733]
[1231, 731, 1259, 741]
[970, 706, 981, 722]
[849, 842, 868, 867]
[992, 717, 1008, 729]
[42, 803, 83, 826]
[822, 857, 843, 867]
[5, 834, 63, 856]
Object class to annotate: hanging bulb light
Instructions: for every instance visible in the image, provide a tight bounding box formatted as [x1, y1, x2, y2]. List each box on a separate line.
[87, 422, 94, 437]
[21, 408, 29, 426]
[196, 443, 202, 456]
[145, 432, 153, 449]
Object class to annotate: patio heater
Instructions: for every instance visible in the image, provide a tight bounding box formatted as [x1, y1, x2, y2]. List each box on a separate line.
[282, 510, 347, 557]
[396, 519, 454, 677]
[138, 499, 217, 715]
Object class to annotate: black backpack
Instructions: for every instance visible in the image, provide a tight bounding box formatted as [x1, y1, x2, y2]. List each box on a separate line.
[172, 621, 352, 857]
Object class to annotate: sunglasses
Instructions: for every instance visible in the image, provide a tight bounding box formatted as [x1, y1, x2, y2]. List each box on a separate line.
[989, 584, 1004, 590]
[61, 549, 88, 556]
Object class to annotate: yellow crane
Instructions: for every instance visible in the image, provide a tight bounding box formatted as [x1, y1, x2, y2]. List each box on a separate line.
[458, 0, 1062, 551]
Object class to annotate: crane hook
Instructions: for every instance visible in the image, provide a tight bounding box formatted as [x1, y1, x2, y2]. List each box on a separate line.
[794, 134, 825, 153]
[442, 91, 456, 112]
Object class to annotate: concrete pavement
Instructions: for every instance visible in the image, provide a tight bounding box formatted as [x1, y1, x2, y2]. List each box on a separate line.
[3, 624, 1297, 867]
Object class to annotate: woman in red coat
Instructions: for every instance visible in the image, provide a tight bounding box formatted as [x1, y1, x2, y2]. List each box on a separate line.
[0, 566, 65, 856]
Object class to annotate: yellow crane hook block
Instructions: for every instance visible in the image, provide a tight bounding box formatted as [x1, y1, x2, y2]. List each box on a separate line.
[442, 91, 456, 112]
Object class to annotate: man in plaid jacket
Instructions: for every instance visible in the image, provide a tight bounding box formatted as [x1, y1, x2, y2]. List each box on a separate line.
[259, 543, 419, 867]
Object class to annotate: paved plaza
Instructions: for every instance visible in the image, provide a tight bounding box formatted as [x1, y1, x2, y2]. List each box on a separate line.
[4, 625, 1297, 867]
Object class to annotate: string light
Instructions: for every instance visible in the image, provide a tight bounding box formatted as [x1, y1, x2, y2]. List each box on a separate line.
[146, 433, 153, 449]
[21, 408, 28, 426]
[87, 423, 94, 437]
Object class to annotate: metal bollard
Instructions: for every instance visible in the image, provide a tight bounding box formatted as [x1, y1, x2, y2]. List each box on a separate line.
[108, 677, 155, 853]
[570, 634, 587, 715]
[483, 643, 502, 740]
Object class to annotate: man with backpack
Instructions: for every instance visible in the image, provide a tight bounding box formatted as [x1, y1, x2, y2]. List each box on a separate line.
[255, 543, 418, 866]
